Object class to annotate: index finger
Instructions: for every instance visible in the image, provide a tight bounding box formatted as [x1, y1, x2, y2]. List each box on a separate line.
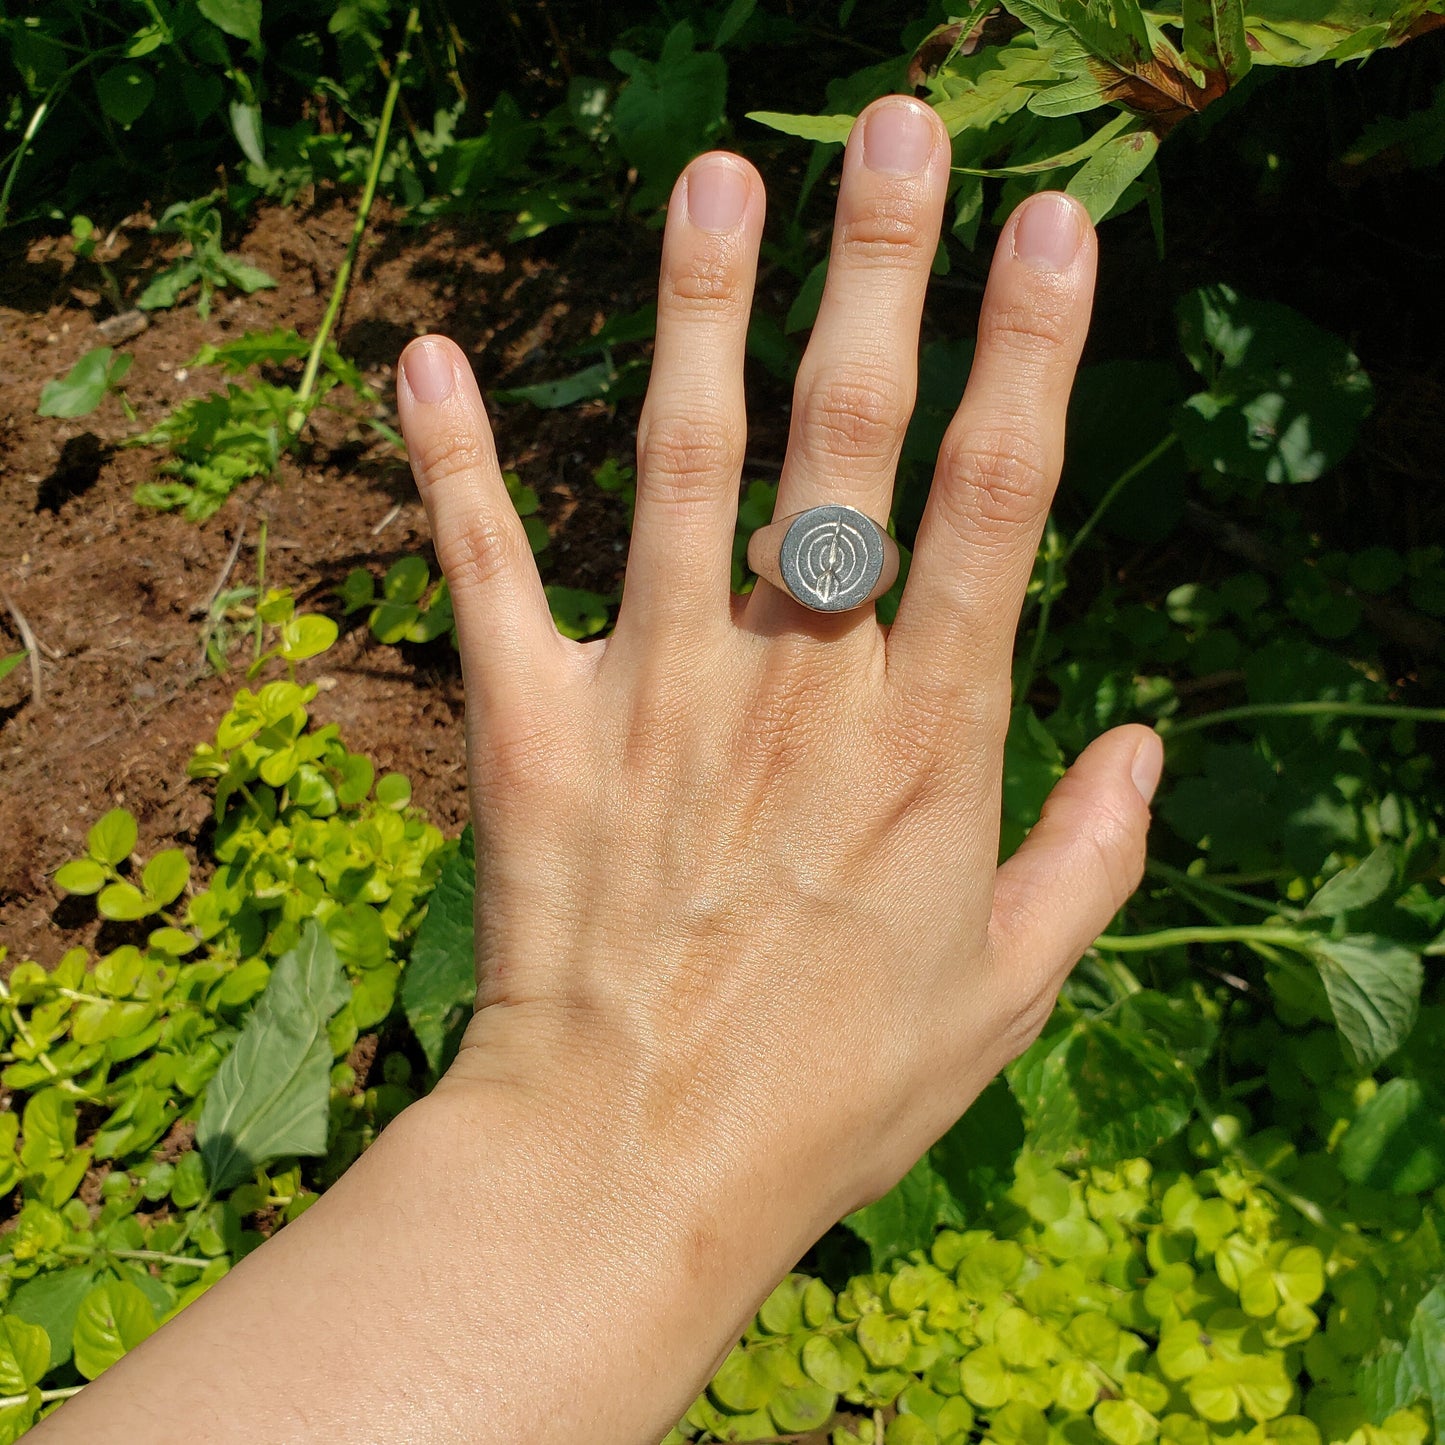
[885, 192, 1096, 702]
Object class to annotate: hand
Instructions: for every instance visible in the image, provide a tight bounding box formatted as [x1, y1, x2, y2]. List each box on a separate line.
[31, 95, 1165, 1445]
[396, 96, 1160, 1235]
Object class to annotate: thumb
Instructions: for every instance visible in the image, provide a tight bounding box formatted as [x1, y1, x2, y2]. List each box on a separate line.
[989, 723, 1161, 998]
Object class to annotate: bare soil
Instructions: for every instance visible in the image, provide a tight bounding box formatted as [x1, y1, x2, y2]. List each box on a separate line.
[0, 195, 664, 969]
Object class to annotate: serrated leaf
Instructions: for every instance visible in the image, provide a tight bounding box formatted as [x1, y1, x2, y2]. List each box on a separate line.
[747, 110, 856, 143]
[1065, 126, 1157, 222]
[1307, 933, 1421, 1071]
[72, 1279, 156, 1380]
[402, 829, 476, 1075]
[196, 920, 349, 1193]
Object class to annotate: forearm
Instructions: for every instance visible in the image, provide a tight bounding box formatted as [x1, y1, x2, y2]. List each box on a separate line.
[31, 1077, 818, 1444]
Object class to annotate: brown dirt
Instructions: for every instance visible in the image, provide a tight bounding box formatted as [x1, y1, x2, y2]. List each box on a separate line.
[0, 194, 659, 970]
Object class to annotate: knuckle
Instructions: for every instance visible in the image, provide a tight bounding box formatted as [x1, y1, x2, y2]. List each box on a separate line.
[839, 194, 929, 267]
[939, 424, 1050, 534]
[637, 412, 742, 503]
[796, 368, 910, 462]
[435, 508, 526, 597]
[409, 429, 494, 493]
[663, 250, 748, 318]
[982, 296, 1075, 360]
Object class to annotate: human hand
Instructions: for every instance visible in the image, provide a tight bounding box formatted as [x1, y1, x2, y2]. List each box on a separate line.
[395, 96, 1161, 1238]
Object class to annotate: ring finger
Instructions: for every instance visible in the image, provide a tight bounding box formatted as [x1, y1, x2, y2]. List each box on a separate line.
[744, 95, 949, 632]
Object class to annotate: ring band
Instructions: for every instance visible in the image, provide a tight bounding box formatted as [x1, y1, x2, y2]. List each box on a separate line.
[746, 504, 900, 614]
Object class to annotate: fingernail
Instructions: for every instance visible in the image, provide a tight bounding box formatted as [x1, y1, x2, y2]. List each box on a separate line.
[687, 157, 748, 232]
[1012, 193, 1086, 271]
[1130, 736, 1164, 806]
[402, 339, 455, 404]
[862, 100, 934, 175]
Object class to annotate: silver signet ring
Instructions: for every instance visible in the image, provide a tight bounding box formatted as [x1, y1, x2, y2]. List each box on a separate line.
[746, 504, 900, 614]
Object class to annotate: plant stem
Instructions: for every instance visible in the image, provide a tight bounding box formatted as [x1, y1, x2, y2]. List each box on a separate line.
[1095, 924, 1306, 952]
[1062, 432, 1179, 566]
[1016, 515, 1062, 703]
[286, 4, 421, 437]
[0, 1386, 85, 1409]
[1146, 860, 1302, 920]
[1161, 701, 1445, 739]
[252, 519, 268, 667]
[0, 86, 61, 231]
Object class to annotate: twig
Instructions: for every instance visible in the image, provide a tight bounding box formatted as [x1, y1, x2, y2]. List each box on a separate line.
[370, 502, 404, 536]
[196, 522, 247, 619]
[0, 584, 44, 706]
[286, 4, 421, 437]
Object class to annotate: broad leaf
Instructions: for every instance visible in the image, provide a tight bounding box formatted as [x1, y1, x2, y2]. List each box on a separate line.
[402, 828, 477, 1075]
[1340, 1078, 1445, 1194]
[1176, 285, 1374, 485]
[1306, 933, 1421, 1071]
[1009, 1008, 1195, 1165]
[72, 1279, 156, 1381]
[197, 920, 350, 1192]
[1306, 845, 1397, 917]
[0, 1316, 49, 1394]
[843, 1152, 965, 1268]
[7, 1266, 98, 1371]
[1357, 1283, 1445, 1426]
[38, 347, 132, 419]
[199, 0, 261, 44]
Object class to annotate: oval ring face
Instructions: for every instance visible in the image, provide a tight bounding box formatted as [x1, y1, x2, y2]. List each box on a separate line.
[778, 504, 886, 612]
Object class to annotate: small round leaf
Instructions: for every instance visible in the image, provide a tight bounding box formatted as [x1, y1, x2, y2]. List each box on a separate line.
[54, 859, 107, 895]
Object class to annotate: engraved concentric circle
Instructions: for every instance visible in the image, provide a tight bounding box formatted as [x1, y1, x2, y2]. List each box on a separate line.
[778, 504, 885, 613]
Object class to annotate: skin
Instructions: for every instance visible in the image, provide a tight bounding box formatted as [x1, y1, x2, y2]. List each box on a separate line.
[34, 97, 1162, 1443]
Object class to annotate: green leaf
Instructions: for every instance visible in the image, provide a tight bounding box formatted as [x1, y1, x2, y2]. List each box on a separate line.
[382, 556, 431, 605]
[747, 111, 856, 144]
[1306, 933, 1421, 1071]
[281, 614, 339, 662]
[612, 23, 728, 195]
[546, 586, 612, 640]
[142, 849, 190, 906]
[98, 881, 154, 922]
[1306, 845, 1396, 917]
[492, 360, 639, 409]
[1065, 127, 1157, 223]
[199, 0, 262, 44]
[402, 829, 476, 1075]
[38, 347, 132, 419]
[0, 1316, 49, 1395]
[1009, 1010, 1195, 1165]
[375, 773, 411, 810]
[931, 1077, 1026, 1217]
[843, 1153, 965, 1268]
[1340, 1078, 1445, 1194]
[72, 1280, 156, 1380]
[197, 920, 350, 1193]
[0, 651, 26, 685]
[7, 1266, 97, 1372]
[1181, 0, 1251, 85]
[54, 859, 107, 895]
[1357, 1283, 1445, 1426]
[95, 63, 156, 126]
[338, 569, 377, 613]
[88, 807, 138, 866]
[714, 0, 757, 47]
[1176, 285, 1374, 485]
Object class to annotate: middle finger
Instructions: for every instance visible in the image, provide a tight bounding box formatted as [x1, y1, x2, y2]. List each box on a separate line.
[745, 96, 948, 629]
